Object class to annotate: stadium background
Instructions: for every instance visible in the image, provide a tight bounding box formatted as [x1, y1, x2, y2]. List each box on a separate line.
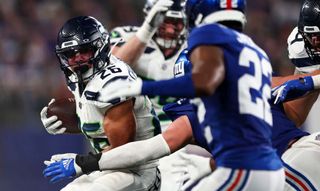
[0, 0, 316, 190]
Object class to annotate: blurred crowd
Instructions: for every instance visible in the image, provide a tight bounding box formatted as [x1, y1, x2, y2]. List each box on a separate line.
[0, 0, 301, 128]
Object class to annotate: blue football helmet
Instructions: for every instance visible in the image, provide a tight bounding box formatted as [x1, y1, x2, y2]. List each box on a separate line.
[185, 0, 246, 30]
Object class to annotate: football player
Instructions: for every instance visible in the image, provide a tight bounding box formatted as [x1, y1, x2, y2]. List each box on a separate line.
[274, 1, 320, 189]
[110, 1, 196, 190]
[110, 0, 186, 131]
[173, 0, 320, 190]
[97, 0, 286, 190]
[41, 16, 161, 191]
[40, 48, 320, 191]
[287, 0, 320, 74]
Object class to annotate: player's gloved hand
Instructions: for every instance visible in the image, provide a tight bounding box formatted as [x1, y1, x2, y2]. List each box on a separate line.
[272, 76, 316, 104]
[98, 78, 143, 102]
[43, 153, 82, 183]
[136, 0, 174, 43]
[40, 99, 66, 135]
[171, 152, 212, 191]
[44, 153, 78, 164]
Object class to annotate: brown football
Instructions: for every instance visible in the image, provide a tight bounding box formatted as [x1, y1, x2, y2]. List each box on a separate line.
[47, 98, 81, 134]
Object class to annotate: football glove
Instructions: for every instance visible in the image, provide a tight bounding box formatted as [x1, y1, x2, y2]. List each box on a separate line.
[171, 152, 212, 191]
[43, 153, 82, 183]
[272, 76, 315, 104]
[136, 0, 174, 43]
[98, 78, 143, 102]
[40, 99, 66, 135]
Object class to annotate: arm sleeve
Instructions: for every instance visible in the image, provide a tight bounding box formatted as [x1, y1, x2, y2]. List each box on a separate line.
[142, 73, 196, 98]
[97, 134, 170, 170]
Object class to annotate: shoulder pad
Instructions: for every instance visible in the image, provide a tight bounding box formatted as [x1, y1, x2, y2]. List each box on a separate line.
[85, 56, 137, 108]
[110, 26, 139, 44]
[287, 27, 308, 60]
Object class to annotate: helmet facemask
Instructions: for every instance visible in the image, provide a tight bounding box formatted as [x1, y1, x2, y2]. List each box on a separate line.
[300, 30, 320, 63]
[144, 0, 187, 58]
[153, 14, 186, 56]
[57, 37, 110, 94]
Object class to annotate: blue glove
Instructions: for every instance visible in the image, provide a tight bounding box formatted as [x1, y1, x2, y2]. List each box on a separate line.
[43, 158, 77, 183]
[272, 76, 314, 104]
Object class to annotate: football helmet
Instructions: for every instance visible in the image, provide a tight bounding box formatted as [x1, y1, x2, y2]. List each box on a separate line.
[298, 0, 320, 63]
[185, 0, 246, 31]
[55, 16, 110, 94]
[144, 0, 186, 56]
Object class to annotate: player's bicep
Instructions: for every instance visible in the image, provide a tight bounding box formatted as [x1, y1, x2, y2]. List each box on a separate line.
[190, 45, 225, 96]
[103, 99, 136, 150]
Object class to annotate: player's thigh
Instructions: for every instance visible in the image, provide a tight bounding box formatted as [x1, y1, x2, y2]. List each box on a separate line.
[282, 133, 320, 190]
[61, 172, 103, 191]
[158, 147, 188, 191]
[90, 168, 159, 191]
[191, 167, 284, 191]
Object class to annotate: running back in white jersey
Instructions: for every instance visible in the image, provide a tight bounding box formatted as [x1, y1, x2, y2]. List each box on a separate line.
[110, 26, 187, 130]
[69, 55, 160, 169]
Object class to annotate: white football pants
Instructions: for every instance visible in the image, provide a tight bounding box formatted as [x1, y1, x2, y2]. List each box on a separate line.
[191, 167, 285, 191]
[61, 167, 160, 191]
[282, 132, 320, 191]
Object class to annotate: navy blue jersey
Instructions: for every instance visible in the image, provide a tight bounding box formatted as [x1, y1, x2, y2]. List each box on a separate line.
[188, 23, 282, 170]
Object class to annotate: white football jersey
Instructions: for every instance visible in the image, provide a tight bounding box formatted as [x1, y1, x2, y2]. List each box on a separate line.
[110, 26, 187, 130]
[287, 27, 320, 73]
[69, 55, 160, 169]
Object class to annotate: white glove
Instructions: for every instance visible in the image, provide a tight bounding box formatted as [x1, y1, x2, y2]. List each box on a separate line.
[171, 152, 212, 191]
[44, 153, 77, 165]
[136, 0, 174, 43]
[40, 99, 66, 135]
[98, 78, 143, 102]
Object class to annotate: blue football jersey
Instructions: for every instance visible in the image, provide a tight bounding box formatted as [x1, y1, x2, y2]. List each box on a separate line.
[188, 23, 282, 170]
[174, 48, 309, 159]
[271, 103, 309, 156]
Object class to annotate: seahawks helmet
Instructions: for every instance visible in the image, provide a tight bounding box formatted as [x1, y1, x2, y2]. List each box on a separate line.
[56, 16, 110, 94]
[298, 0, 320, 63]
[144, 0, 186, 56]
[185, 0, 246, 31]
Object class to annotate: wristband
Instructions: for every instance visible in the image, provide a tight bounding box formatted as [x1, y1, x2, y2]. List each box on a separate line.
[75, 152, 102, 174]
[311, 74, 320, 89]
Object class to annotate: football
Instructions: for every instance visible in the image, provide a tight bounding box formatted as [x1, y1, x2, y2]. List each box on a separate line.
[47, 98, 81, 134]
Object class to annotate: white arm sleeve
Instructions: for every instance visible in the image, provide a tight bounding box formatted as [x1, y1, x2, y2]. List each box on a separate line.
[98, 134, 171, 170]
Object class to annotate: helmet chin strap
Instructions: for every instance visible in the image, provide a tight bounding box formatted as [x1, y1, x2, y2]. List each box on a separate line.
[75, 69, 85, 95]
[74, 62, 91, 95]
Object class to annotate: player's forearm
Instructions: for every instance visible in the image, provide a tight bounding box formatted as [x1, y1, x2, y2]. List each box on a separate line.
[113, 36, 147, 66]
[283, 90, 320, 127]
[75, 134, 170, 172]
[163, 115, 193, 152]
[272, 70, 320, 88]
